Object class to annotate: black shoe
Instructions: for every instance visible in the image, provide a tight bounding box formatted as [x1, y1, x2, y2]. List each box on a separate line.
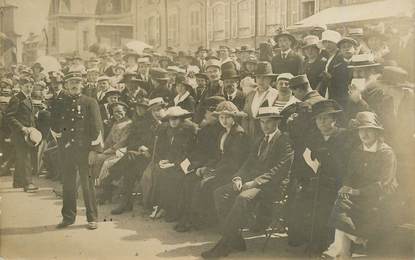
[201, 239, 231, 258]
[87, 222, 98, 230]
[111, 201, 133, 215]
[56, 220, 75, 229]
[24, 184, 39, 192]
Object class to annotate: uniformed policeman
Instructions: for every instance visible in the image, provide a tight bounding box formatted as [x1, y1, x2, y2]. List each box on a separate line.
[51, 71, 104, 230]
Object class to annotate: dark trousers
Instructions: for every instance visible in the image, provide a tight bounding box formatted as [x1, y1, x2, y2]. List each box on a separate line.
[105, 153, 149, 200]
[61, 147, 97, 223]
[214, 183, 262, 240]
[12, 134, 34, 186]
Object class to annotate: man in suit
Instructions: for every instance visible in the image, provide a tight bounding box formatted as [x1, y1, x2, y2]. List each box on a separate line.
[51, 71, 104, 230]
[221, 62, 245, 110]
[82, 68, 99, 98]
[96, 76, 111, 104]
[302, 35, 327, 92]
[148, 68, 173, 104]
[201, 106, 294, 258]
[319, 30, 350, 109]
[5, 77, 38, 192]
[271, 31, 303, 76]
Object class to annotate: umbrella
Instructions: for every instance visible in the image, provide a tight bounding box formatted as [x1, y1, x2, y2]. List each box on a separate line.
[35, 56, 61, 73]
[124, 40, 153, 54]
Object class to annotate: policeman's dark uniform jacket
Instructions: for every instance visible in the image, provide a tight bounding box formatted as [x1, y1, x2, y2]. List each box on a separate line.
[51, 74, 104, 224]
[5, 83, 36, 188]
[213, 120, 294, 248]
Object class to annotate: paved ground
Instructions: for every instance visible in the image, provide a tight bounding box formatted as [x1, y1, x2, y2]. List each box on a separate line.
[0, 175, 306, 260]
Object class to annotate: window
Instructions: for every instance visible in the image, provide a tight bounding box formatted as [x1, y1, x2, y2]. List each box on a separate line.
[302, 1, 315, 19]
[110, 30, 121, 47]
[146, 14, 161, 47]
[265, 0, 282, 35]
[83, 31, 89, 50]
[212, 3, 226, 40]
[189, 5, 202, 43]
[237, 0, 253, 37]
[122, 0, 131, 12]
[168, 8, 179, 46]
[51, 27, 57, 47]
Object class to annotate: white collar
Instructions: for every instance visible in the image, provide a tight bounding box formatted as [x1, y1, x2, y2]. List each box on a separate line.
[363, 141, 378, 153]
[174, 91, 190, 105]
[265, 129, 280, 143]
[227, 89, 237, 100]
[281, 49, 291, 56]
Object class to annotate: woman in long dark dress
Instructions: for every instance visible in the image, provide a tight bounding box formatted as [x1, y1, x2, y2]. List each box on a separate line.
[322, 111, 397, 259]
[152, 106, 197, 222]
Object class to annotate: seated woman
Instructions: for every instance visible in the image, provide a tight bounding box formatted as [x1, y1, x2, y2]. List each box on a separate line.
[173, 75, 196, 112]
[322, 111, 398, 259]
[151, 106, 197, 222]
[92, 102, 132, 185]
[175, 101, 250, 232]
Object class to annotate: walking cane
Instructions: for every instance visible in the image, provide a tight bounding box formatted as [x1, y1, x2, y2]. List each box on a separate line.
[143, 135, 158, 210]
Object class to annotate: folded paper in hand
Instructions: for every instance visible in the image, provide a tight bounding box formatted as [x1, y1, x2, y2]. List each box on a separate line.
[303, 148, 320, 174]
[180, 158, 192, 174]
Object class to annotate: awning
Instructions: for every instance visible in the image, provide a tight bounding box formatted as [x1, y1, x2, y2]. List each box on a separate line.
[96, 23, 134, 27]
[289, 0, 413, 30]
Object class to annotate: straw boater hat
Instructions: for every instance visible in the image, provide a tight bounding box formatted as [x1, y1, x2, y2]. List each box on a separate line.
[320, 30, 342, 45]
[350, 111, 384, 131]
[64, 71, 83, 81]
[256, 106, 283, 119]
[311, 99, 342, 118]
[213, 101, 247, 118]
[277, 73, 294, 82]
[102, 88, 121, 101]
[347, 54, 382, 69]
[162, 106, 193, 120]
[273, 31, 297, 46]
[147, 97, 167, 111]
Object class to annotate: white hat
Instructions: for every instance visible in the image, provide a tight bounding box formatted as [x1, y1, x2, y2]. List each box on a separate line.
[277, 73, 294, 82]
[137, 57, 151, 64]
[321, 30, 342, 44]
[25, 127, 42, 147]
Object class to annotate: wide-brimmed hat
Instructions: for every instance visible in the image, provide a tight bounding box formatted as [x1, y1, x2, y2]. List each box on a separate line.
[102, 88, 121, 101]
[212, 101, 247, 118]
[257, 106, 283, 119]
[350, 111, 384, 131]
[109, 101, 129, 112]
[97, 75, 111, 82]
[337, 37, 358, 48]
[277, 73, 294, 82]
[348, 54, 382, 69]
[311, 99, 342, 118]
[289, 75, 310, 89]
[302, 35, 320, 49]
[147, 97, 167, 111]
[1, 78, 13, 86]
[162, 106, 193, 120]
[321, 30, 342, 44]
[25, 127, 42, 147]
[378, 66, 408, 84]
[195, 46, 208, 54]
[255, 62, 277, 77]
[150, 68, 169, 81]
[273, 31, 297, 45]
[31, 62, 44, 72]
[221, 61, 239, 80]
[64, 71, 83, 82]
[123, 50, 140, 61]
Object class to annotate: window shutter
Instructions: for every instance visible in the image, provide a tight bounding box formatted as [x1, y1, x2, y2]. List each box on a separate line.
[224, 2, 230, 39]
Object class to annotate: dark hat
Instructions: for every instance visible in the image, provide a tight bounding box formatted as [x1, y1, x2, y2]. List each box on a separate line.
[165, 47, 178, 56]
[64, 71, 83, 81]
[195, 73, 209, 81]
[311, 99, 342, 118]
[163, 106, 193, 120]
[97, 75, 111, 82]
[195, 46, 208, 54]
[337, 37, 358, 48]
[348, 28, 364, 37]
[103, 88, 121, 101]
[256, 106, 283, 119]
[109, 101, 129, 112]
[150, 68, 169, 81]
[348, 54, 382, 69]
[159, 55, 171, 62]
[221, 61, 239, 80]
[240, 45, 255, 53]
[289, 75, 310, 89]
[118, 72, 141, 84]
[350, 111, 384, 130]
[1, 78, 13, 86]
[32, 62, 44, 72]
[19, 77, 34, 85]
[212, 101, 246, 118]
[218, 45, 230, 51]
[273, 31, 297, 45]
[205, 55, 220, 61]
[205, 59, 221, 70]
[175, 74, 194, 91]
[255, 62, 277, 77]
[204, 96, 226, 112]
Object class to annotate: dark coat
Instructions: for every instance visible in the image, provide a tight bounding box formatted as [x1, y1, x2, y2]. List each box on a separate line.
[126, 112, 163, 153]
[235, 131, 294, 196]
[5, 92, 36, 135]
[51, 94, 104, 153]
[271, 50, 304, 76]
[173, 93, 196, 113]
[304, 55, 327, 91]
[319, 52, 349, 108]
[225, 90, 245, 111]
[330, 142, 397, 238]
[207, 124, 250, 183]
[82, 82, 98, 99]
[148, 84, 173, 104]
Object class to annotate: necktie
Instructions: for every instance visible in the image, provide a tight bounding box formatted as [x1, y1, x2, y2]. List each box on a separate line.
[257, 135, 269, 157]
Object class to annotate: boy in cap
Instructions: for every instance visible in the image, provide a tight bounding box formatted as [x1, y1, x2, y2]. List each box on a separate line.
[271, 31, 303, 76]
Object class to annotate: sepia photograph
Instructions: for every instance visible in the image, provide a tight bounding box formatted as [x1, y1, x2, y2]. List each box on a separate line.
[0, 0, 414, 259]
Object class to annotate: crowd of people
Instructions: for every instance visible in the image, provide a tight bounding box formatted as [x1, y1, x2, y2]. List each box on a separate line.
[0, 24, 414, 259]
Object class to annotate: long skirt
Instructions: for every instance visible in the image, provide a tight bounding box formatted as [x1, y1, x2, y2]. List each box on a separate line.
[156, 166, 185, 219]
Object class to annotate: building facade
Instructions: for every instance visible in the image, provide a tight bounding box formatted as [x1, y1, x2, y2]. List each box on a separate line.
[22, 33, 47, 65]
[0, 3, 20, 66]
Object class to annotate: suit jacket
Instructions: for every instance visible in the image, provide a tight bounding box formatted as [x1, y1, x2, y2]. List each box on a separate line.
[148, 84, 173, 104]
[320, 51, 349, 108]
[241, 87, 278, 142]
[225, 90, 245, 111]
[5, 92, 36, 136]
[304, 55, 327, 91]
[234, 131, 294, 195]
[271, 50, 304, 76]
[173, 92, 196, 112]
[82, 82, 98, 99]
